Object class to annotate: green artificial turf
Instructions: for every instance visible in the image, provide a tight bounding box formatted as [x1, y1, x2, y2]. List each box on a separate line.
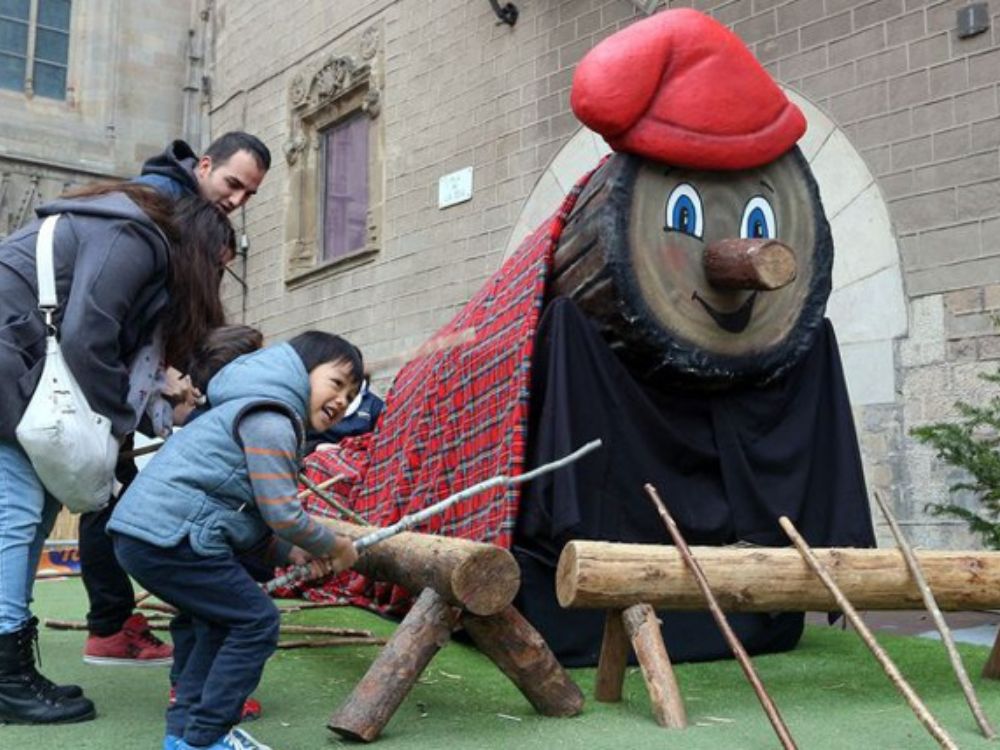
[3, 578, 1000, 749]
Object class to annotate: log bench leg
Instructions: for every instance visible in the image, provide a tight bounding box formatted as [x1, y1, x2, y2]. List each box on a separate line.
[462, 605, 584, 717]
[328, 588, 459, 742]
[595, 609, 629, 702]
[621, 603, 687, 729]
[983, 630, 1000, 679]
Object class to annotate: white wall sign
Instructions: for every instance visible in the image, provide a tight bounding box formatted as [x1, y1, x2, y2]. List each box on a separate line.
[438, 167, 473, 209]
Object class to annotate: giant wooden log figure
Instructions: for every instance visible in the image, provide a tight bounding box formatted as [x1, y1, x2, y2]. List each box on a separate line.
[512, 8, 875, 666]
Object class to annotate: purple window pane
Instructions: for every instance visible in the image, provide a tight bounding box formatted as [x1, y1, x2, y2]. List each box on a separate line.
[322, 114, 369, 261]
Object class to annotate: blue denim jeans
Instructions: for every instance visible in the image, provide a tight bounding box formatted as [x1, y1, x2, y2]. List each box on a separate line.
[0, 440, 61, 633]
[113, 534, 279, 747]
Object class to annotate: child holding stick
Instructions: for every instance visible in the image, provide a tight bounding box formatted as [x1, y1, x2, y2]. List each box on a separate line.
[108, 331, 360, 750]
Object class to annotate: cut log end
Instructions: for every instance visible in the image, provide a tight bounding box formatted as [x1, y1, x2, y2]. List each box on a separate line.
[452, 546, 522, 616]
[555, 542, 580, 608]
[703, 239, 796, 291]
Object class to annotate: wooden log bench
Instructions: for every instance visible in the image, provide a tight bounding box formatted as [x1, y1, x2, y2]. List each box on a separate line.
[556, 541, 1000, 727]
[314, 518, 584, 742]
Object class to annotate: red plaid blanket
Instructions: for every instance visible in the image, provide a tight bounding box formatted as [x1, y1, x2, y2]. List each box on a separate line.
[284, 172, 594, 613]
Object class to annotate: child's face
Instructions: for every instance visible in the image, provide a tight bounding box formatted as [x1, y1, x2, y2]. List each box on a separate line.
[307, 360, 359, 432]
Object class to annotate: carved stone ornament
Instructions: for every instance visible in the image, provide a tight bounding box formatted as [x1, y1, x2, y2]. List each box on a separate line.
[282, 135, 307, 165]
[360, 25, 379, 60]
[289, 73, 308, 107]
[289, 55, 371, 113]
[361, 87, 381, 119]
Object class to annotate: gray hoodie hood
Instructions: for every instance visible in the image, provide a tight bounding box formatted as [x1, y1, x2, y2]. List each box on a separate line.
[208, 342, 310, 423]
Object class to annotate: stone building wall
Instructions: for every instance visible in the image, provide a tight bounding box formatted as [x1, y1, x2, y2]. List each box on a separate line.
[0, 0, 194, 237]
[209, 0, 1000, 548]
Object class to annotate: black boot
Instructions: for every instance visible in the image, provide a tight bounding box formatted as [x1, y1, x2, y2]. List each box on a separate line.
[0, 618, 95, 724]
[20, 618, 83, 700]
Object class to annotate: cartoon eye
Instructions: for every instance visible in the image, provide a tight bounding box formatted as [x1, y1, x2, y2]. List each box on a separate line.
[664, 183, 703, 239]
[740, 196, 776, 240]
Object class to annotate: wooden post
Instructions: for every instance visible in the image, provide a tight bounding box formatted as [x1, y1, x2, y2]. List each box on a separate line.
[595, 610, 629, 702]
[462, 605, 584, 717]
[328, 588, 459, 742]
[703, 238, 797, 290]
[621, 603, 687, 729]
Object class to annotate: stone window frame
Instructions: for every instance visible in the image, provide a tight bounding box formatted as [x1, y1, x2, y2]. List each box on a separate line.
[283, 27, 383, 287]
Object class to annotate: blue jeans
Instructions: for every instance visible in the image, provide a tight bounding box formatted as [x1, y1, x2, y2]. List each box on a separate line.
[0, 440, 61, 633]
[113, 534, 279, 747]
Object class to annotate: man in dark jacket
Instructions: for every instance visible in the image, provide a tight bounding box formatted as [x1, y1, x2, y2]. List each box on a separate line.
[78, 132, 272, 670]
[133, 131, 270, 215]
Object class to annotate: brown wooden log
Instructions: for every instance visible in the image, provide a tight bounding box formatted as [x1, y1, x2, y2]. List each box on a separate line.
[557, 541, 1000, 611]
[595, 610, 629, 703]
[703, 238, 797, 290]
[622, 603, 687, 729]
[328, 588, 459, 742]
[316, 517, 519, 616]
[462, 605, 584, 717]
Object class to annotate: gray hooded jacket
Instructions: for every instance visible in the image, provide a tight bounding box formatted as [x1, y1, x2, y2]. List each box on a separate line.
[0, 193, 170, 441]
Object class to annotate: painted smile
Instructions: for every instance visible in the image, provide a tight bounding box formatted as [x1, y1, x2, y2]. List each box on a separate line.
[692, 291, 758, 334]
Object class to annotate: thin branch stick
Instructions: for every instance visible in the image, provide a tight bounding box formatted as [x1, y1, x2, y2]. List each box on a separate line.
[364, 327, 477, 375]
[136, 601, 179, 615]
[264, 439, 604, 593]
[45, 618, 380, 643]
[298, 472, 365, 524]
[133, 591, 152, 606]
[645, 484, 796, 750]
[778, 516, 958, 750]
[272, 625, 375, 637]
[873, 492, 996, 739]
[276, 637, 386, 650]
[353, 438, 603, 552]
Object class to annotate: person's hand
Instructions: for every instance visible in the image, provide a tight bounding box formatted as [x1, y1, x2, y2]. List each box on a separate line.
[162, 368, 203, 425]
[286, 545, 311, 567]
[317, 536, 359, 575]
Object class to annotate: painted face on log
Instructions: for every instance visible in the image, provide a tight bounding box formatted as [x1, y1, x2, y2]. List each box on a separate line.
[629, 149, 823, 357]
[550, 148, 833, 384]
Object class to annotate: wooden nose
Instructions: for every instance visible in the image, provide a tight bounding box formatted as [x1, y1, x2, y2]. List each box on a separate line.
[703, 238, 797, 291]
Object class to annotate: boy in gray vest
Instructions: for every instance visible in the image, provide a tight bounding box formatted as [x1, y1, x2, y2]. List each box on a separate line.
[108, 331, 360, 750]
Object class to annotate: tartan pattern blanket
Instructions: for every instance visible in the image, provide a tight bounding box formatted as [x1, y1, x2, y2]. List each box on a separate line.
[283, 174, 593, 612]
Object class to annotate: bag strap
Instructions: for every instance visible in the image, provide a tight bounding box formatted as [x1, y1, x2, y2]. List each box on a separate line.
[35, 214, 60, 327]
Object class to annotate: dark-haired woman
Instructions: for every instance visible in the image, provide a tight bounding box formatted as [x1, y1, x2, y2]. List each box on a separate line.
[109, 331, 361, 750]
[0, 183, 231, 724]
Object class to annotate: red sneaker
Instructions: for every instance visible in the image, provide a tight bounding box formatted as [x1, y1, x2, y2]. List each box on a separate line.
[83, 613, 173, 666]
[168, 686, 261, 721]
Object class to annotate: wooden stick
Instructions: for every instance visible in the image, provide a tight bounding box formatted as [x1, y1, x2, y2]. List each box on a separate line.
[621, 602, 687, 729]
[136, 601, 179, 615]
[873, 492, 996, 739]
[133, 591, 152, 606]
[46, 618, 379, 641]
[120, 441, 164, 460]
[277, 637, 386, 650]
[778, 515, 958, 750]
[645, 485, 796, 749]
[296, 473, 343, 500]
[298, 472, 365, 524]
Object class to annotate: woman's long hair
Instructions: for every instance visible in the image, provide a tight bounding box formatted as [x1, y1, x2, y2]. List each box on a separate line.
[62, 181, 232, 369]
[162, 195, 232, 369]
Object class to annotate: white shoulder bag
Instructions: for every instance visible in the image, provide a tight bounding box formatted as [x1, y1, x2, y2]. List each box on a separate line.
[15, 215, 118, 513]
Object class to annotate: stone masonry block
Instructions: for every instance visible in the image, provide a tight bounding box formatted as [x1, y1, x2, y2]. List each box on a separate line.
[956, 180, 1000, 222]
[756, 29, 799, 64]
[977, 335, 1000, 361]
[945, 286, 984, 315]
[886, 9, 926, 45]
[907, 221, 980, 270]
[830, 26, 885, 66]
[857, 46, 908, 85]
[801, 11, 852, 48]
[928, 60, 969, 100]
[908, 32, 951, 69]
[779, 45, 829, 81]
[932, 125, 972, 162]
[969, 48, 1000, 88]
[892, 188, 956, 233]
[829, 81, 890, 124]
[733, 10, 777, 45]
[954, 86, 1000, 125]
[888, 70, 930, 109]
[776, 0, 817, 32]
[801, 62, 857, 99]
[855, 0, 904, 28]
[915, 151, 999, 188]
[911, 97, 955, 136]
[891, 134, 932, 170]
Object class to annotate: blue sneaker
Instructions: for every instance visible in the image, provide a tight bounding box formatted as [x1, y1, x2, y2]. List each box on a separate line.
[177, 728, 274, 749]
[164, 736, 182, 750]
